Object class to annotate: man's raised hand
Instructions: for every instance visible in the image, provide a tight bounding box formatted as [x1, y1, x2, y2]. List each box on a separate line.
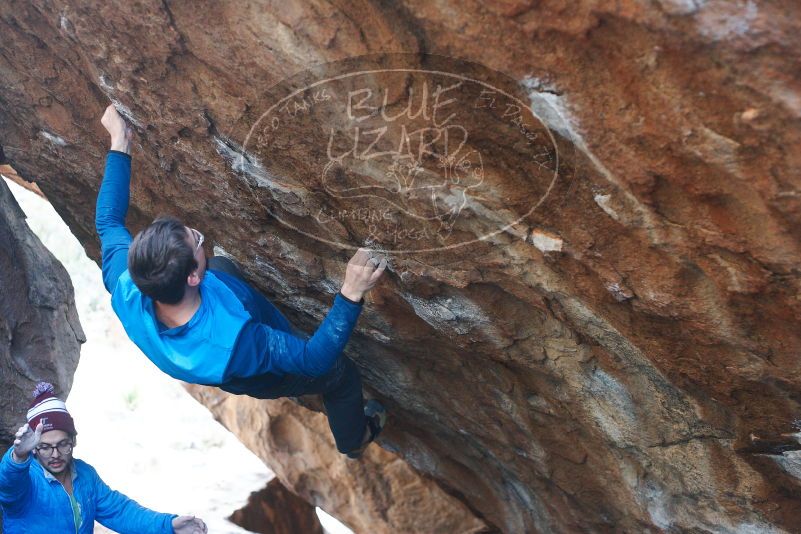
[12, 422, 43, 462]
[172, 515, 207, 534]
[340, 248, 387, 303]
[101, 104, 133, 155]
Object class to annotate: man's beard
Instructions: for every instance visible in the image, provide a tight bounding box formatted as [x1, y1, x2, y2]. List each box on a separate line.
[43, 457, 71, 475]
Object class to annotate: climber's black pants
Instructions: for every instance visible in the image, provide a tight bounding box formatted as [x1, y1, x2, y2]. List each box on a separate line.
[265, 355, 367, 454]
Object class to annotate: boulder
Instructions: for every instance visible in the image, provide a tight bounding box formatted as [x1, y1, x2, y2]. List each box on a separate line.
[229, 477, 324, 534]
[0, 175, 84, 451]
[2, 1, 801, 531]
[186, 386, 488, 534]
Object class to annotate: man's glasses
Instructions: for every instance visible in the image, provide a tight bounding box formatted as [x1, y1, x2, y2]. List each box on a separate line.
[36, 440, 73, 457]
[190, 227, 204, 253]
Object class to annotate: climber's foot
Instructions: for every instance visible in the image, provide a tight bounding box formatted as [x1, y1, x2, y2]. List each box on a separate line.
[346, 400, 386, 459]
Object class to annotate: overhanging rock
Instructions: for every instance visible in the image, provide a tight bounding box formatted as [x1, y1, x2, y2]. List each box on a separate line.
[2, 1, 801, 532]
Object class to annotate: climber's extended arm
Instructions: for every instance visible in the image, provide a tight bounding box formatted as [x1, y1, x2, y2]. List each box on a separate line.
[95, 105, 134, 293]
[222, 249, 385, 380]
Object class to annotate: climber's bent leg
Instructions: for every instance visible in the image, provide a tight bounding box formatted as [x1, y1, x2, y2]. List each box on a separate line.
[319, 356, 368, 454]
[207, 255, 244, 279]
[209, 255, 367, 452]
[262, 357, 367, 454]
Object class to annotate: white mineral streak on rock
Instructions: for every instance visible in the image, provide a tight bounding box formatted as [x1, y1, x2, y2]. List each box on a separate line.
[585, 367, 638, 446]
[39, 131, 67, 146]
[522, 76, 658, 235]
[528, 229, 563, 252]
[697, 0, 758, 41]
[593, 193, 620, 221]
[657, 0, 707, 15]
[400, 292, 505, 346]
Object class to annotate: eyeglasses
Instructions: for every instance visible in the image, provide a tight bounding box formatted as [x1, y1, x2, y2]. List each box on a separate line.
[190, 227, 204, 253]
[35, 440, 73, 457]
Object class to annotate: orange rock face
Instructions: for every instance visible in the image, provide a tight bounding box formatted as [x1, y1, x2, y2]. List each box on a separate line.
[1, 1, 801, 532]
[229, 478, 324, 534]
[185, 387, 487, 533]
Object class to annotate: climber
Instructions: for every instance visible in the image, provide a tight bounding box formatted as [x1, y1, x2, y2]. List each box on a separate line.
[0, 382, 207, 534]
[94, 104, 387, 458]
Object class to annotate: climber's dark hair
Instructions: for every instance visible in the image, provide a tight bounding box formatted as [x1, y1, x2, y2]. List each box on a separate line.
[128, 216, 197, 304]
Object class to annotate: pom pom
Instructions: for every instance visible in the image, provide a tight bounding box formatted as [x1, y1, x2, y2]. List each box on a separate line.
[32, 382, 55, 399]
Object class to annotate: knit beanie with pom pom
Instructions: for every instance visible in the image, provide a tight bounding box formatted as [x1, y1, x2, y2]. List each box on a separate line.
[26, 382, 76, 436]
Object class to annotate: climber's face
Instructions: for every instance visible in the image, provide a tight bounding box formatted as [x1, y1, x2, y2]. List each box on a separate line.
[186, 226, 207, 285]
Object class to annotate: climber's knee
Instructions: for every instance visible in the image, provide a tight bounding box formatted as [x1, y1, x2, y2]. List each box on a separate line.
[208, 255, 244, 280]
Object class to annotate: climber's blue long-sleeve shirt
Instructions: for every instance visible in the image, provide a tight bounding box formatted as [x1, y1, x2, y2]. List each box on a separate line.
[95, 151, 362, 394]
[0, 448, 175, 534]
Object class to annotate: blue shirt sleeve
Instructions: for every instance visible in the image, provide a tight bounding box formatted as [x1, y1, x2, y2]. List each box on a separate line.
[0, 448, 32, 514]
[225, 293, 363, 379]
[90, 464, 176, 534]
[95, 151, 133, 293]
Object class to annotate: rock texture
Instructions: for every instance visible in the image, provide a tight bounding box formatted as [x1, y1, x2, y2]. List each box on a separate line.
[1, 1, 801, 532]
[186, 386, 488, 534]
[0, 175, 84, 451]
[229, 477, 324, 534]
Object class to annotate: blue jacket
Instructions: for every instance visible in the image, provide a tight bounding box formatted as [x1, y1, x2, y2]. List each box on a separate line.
[0, 448, 175, 534]
[95, 151, 363, 393]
